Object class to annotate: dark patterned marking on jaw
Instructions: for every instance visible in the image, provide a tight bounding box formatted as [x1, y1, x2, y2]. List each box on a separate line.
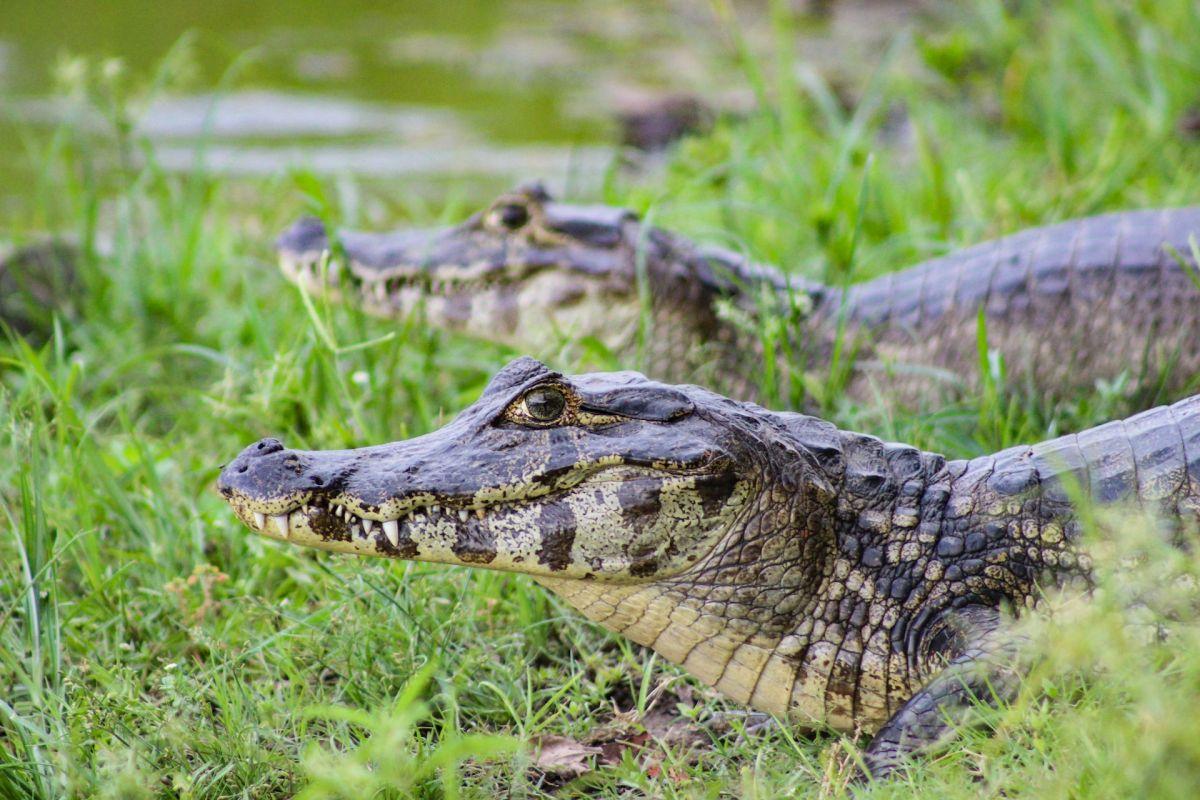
[615, 478, 662, 527]
[535, 504, 577, 571]
[384, 531, 420, 559]
[309, 507, 352, 542]
[453, 523, 498, 564]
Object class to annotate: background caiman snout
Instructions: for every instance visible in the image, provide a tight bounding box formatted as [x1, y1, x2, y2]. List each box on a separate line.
[218, 437, 315, 499]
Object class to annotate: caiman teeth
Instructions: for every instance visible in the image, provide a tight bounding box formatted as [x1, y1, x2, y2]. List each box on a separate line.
[249, 495, 490, 548]
[383, 519, 399, 547]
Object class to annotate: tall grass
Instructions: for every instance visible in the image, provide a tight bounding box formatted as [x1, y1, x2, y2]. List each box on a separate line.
[2, 0, 1200, 797]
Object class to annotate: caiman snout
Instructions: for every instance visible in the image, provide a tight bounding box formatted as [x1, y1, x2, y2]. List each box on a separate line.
[218, 437, 325, 502]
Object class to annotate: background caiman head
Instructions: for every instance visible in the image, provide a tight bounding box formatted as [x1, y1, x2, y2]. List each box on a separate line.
[276, 185, 810, 384]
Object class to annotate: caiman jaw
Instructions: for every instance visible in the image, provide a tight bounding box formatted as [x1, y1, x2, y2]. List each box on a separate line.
[223, 460, 744, 581]
[279, 242, 567, 305]
[227, 487, 477, 554]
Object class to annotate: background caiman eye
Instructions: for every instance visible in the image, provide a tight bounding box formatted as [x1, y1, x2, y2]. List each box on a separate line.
[490, 202, 530, 231]
[522, 386, 566, 422]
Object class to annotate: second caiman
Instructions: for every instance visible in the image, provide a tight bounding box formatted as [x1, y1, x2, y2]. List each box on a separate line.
[277, 185, 1200, 408]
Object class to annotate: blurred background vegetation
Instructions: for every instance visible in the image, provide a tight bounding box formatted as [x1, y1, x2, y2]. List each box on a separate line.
[2, 0, 1200, 797]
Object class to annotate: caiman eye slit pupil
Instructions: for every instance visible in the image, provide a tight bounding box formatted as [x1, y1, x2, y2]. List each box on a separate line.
[523, 386, 566, 422]
[496, 203, 530, 230]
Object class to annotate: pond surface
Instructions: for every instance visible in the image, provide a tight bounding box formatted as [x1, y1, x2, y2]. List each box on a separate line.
[0, 0, 920, 220]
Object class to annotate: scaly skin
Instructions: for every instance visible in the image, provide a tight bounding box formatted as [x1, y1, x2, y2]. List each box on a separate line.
[218, 357, 1200, 779]
[278, 186, 1200, 408]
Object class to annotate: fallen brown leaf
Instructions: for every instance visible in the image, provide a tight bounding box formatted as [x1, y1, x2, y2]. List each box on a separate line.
[532, 734, 602, 780]
[527, 681, 750, 788]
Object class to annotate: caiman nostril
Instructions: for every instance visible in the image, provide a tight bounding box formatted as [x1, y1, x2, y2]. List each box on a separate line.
[216, 437, 294, 496]
[252, 438, 285, 456]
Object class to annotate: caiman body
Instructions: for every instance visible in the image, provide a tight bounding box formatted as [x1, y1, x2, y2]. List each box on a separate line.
[278, 186, 1200, 407]
[219, 357, 1200, 777]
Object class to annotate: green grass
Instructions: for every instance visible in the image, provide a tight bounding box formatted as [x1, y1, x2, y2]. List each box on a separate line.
[2, 0, 1200, 796]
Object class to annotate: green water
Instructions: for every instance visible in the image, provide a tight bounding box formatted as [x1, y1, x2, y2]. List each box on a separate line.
[2, 0, 610, 137]
[0, 0, 913, 222]
[2, 0, 739, 211]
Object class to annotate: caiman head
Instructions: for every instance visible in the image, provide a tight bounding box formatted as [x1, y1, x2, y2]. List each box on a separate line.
[218, 356, 767, 579]
[219, 357, 843, 718]
[277, 185, 814, 384]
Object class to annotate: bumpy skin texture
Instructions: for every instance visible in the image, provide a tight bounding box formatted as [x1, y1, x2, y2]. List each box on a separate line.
[218, 358, 1200, 780]
[839, 208, 1200, 407]
[278, 188, 1200, 408]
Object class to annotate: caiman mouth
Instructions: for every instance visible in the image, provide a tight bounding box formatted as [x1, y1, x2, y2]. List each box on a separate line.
[279, 242, 566, 301]
[232, 489, 477, 550]
[222, 456, 733, 572]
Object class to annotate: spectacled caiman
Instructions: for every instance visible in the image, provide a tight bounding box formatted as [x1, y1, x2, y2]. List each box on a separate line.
[277, 185, 1200, 408]
[218, 356, 1200, 780]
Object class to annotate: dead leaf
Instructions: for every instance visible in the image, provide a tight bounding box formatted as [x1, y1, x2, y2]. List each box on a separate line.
[527, 682, 730, 787]
[532, 735, 601, 780]
[667, 766, 690, 785]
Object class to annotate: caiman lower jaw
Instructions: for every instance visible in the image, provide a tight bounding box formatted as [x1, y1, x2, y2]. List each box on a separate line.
[229, 490, 483, 554]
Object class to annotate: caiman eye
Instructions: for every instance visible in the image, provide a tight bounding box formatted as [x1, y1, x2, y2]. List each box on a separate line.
[522, 386, 566, 422]
[490, 202, 530, 231]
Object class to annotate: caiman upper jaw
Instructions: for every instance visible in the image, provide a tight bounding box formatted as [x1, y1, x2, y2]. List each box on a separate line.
[277, 217, 508, 288]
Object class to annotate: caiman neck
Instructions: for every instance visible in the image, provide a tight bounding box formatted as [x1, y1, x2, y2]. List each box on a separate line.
[535, 481, 837, 723]
[539, 417, 955, 733]
[638, 232, 838, 401]
[536, 413, 840, 723]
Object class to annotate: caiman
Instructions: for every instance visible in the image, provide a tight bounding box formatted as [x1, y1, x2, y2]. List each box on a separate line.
[277, 185, 1200, 408]
[218, 357, 1200, 779]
